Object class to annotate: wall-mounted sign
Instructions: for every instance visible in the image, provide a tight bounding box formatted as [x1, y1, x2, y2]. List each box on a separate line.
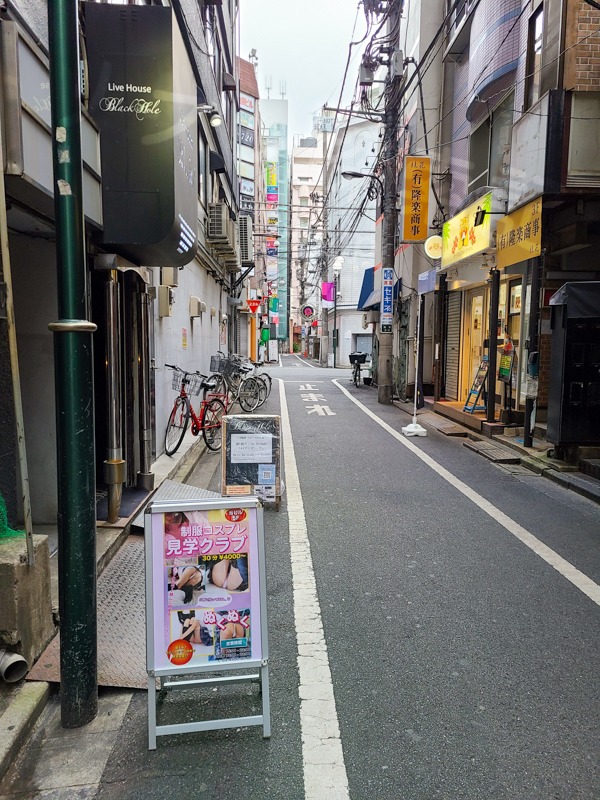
[182, 328, 187, 349]
[240, 178, 255, 196]
[402, 156, 431, 242]
[380, 267, 394, 332]
[239, 126, 255, 148]
[266, 162, 277, 187]
[312, 115, 334, 132]
[496, 199, 542, 269]
[85, 3, 198, 267]
[442, 191, 492, 268]
[240, 161, 255, 180]
[240, 92, 255, 114]
[424, 234, 443, 260]
[239, 109, 255, 129]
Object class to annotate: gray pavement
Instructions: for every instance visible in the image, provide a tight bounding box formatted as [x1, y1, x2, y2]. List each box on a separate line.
[2, 354, 600, 799]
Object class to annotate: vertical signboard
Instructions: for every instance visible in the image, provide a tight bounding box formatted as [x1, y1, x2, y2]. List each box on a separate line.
[145, 497, 270, 748]
[402, 156, 431, 242]
[380, 267, 394, 333]
[85, 3, 198, 266]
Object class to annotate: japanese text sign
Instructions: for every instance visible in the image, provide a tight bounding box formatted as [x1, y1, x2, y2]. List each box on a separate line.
[496, 199, 542, 269]
[402, 156, 431, 242]
[442, 191, 492, 268]
[147, 499, 263, 673]
[380, 267, 394, 333]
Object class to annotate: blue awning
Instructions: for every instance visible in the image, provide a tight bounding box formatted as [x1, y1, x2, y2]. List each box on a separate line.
[357, 268, 375, 310]
[357, 268, 401, 310]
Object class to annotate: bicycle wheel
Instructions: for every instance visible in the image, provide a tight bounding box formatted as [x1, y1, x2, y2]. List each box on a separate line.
[165, 397, 190, 455]
[353, 365, 360, 387]
[254, 375, 269, 408]
[237, 377, 260, 412]
[258, 371, 272, 397]
[202, 397, 226, 451]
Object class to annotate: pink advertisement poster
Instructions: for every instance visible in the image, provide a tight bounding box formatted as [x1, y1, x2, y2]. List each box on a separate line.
[149, 505, 262, 671]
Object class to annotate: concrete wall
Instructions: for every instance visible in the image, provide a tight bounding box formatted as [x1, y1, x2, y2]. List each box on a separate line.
[10, 235, 58, 524]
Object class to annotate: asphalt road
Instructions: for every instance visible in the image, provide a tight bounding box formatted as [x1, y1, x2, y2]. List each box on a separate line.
[3, 355, 599, 800]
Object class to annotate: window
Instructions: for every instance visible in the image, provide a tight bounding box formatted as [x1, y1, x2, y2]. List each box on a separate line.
[299, 197, 309, 206]
[468, 92, 514, 194]
[525, 6, 543, 109]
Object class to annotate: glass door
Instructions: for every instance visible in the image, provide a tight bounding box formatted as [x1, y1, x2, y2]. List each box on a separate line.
[462, 288, 486, 401]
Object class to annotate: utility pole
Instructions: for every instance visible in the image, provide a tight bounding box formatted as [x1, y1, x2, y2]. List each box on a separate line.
[320, 127, 329, 366]
[378, 0, 403, 404]
[48, 0, 98, 727]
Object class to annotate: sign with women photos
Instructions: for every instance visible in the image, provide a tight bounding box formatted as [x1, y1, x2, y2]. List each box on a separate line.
[146, 499, 264, 673]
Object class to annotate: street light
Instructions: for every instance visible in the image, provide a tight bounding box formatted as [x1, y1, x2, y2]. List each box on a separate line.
[341, 170, 384, 199]
[332, 256, 344, 368]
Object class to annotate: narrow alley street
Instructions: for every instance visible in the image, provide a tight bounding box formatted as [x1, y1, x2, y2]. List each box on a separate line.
[2, 356, 599, 800]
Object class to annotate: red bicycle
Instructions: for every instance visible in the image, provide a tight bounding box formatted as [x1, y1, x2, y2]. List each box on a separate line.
[165, 365, 226, 455]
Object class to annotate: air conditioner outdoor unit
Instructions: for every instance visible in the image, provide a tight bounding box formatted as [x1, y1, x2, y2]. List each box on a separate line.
[162, 267, 178, 287]
[189, 296, 202, 317]
[208, 203, 229, 241]
[239, 215, 254, 263]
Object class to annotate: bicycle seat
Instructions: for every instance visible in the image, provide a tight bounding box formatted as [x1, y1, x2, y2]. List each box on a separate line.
[240, 364, 253, 374]
[201, 378, 217, 391]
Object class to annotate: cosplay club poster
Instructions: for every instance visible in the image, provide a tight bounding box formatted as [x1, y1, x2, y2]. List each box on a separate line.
[150, 505, 262, 671]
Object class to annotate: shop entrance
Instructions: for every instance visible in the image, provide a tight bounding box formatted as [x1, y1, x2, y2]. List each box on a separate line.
[462, 287, 486, 402]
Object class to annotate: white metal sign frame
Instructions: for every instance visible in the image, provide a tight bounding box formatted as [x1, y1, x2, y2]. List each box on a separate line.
[144, 497, 270, 749]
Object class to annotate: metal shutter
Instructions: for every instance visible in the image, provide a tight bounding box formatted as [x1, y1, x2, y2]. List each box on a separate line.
[445, 291, 461, 400]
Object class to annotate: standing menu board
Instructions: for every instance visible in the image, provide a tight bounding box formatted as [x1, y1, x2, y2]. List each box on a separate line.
[145, 497, 270, 748]
[222, 415, 281, 508]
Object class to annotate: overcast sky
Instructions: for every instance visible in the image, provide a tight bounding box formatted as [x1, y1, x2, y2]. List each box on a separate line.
[240, 0, 364, 143]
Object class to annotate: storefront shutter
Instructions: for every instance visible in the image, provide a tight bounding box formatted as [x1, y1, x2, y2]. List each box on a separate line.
[445, 292, 461, 400]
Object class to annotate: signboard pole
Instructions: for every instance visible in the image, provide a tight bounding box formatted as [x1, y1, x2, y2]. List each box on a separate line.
[145, 497, 270, 749]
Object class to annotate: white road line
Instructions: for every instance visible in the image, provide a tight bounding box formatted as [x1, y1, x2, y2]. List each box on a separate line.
[293, 354, 317, 368]
[279, 380, 350, 800]
[333, 379, 600, 609]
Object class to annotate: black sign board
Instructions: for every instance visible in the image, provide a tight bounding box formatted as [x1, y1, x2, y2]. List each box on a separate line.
[222, 416, 281, 506]
[239, 126, 255, 148]
[85, 4, 198, 266]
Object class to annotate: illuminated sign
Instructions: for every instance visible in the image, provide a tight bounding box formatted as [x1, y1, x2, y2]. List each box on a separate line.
[441, 191, 492, 268]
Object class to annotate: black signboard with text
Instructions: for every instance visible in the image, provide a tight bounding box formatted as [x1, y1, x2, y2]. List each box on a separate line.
[85, 4, 198, 266]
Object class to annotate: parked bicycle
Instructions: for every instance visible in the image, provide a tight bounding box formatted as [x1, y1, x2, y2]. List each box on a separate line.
[205, 352, 265, 412]
[165, 365, 226, 455]
[349, 351, 367, 387]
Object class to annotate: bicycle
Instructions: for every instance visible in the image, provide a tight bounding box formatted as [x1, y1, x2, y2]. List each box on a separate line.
[205, 352, 261, 412]
[349, 352, 367, 387]
[164, 365, 227, 455]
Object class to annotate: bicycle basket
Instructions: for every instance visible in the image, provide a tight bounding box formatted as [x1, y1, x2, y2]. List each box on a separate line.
[223, 358, 240, 377]
[186, 373, 204, 396]
[171, 371, 185, 391]
[349, 352, 367, 364]
[210, 354, 227, 373]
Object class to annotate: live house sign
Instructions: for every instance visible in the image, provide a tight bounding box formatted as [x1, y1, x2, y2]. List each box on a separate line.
[85, 4, 198, 266]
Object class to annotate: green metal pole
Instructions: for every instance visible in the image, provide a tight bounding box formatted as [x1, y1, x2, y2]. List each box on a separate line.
[48, 0, 98, 727]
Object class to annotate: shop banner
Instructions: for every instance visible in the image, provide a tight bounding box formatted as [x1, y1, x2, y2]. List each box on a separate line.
[266, 162, 277, 187]
[442, 191, 492, 268]
[496, 199, 542, 269]
[322, 281, 335, 309]
[402, 156, 431, 242]
[148, 503, 262, 671]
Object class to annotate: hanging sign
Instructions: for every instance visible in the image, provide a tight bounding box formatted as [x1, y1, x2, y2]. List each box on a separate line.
[402, 156, 431, 242]
[424, 234, 443, 260]
[301, 304, 315, 318]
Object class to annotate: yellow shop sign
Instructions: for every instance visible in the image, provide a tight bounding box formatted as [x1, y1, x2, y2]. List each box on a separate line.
[496, 199, 542, 269]
[442, 192, 492, 268]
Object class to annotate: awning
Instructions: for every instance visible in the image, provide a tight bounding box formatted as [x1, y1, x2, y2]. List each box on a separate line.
[357, 268, 375, 310]
[549, 281, 600, 318]
[357, 268, 401, 310]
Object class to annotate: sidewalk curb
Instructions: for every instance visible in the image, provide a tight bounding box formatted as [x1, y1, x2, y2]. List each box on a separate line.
[0, 681, 49, 782]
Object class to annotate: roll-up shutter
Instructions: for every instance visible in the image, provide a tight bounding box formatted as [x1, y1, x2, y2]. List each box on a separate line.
[445, 291, 461, 400]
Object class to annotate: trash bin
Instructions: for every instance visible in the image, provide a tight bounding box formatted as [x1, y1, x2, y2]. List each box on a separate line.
[547, 282, 600, 447]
